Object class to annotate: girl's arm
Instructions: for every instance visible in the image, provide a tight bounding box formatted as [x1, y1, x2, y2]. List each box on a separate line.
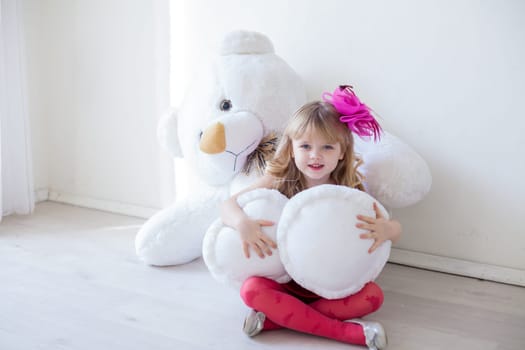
[356, 202, 402, 253]
[220, 174, 277, 259]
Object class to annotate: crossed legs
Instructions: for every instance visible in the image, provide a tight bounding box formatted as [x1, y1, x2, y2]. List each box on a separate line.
[240, 276, 384, 346]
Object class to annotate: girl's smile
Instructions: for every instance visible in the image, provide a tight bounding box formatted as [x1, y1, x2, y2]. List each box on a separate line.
[308, 163, 324, 170]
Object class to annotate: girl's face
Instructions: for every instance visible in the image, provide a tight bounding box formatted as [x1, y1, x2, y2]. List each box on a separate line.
[291, 128, 344, 188]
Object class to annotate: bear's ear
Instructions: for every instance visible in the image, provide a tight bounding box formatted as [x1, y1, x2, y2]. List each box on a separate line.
[157, 108, 182, 157]
[220, 30, 274, 56]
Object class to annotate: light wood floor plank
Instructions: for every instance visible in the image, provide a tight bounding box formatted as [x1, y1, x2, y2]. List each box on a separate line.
[1, 202, 523, 350]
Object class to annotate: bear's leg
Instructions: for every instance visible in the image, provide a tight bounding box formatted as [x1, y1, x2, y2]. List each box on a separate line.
[135, 191, 224, 266]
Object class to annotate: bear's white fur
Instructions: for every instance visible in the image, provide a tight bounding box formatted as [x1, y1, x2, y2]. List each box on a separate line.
[135, 31, 307, 266]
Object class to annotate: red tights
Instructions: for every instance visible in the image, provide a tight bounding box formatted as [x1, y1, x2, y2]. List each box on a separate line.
[240, 277, 384, 346]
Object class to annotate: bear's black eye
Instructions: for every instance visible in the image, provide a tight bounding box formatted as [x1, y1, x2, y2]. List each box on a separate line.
[219, 99, 232, 111]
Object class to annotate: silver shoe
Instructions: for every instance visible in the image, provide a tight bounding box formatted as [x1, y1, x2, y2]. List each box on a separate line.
[346, 319, 387, 350]
[242, 310, 266, 337]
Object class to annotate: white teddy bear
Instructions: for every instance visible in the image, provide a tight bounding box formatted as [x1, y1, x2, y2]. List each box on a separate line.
[136, 30, 432, 278]
[135, 30, 307, 266]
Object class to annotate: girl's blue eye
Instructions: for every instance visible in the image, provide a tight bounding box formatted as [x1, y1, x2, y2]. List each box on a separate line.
[300, 144, 310, 149]
[324, 145, 335, 150]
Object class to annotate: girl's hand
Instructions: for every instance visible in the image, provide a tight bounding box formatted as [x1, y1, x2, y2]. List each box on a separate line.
[356, 202, 402, 254]
[237, 217, 277, 259]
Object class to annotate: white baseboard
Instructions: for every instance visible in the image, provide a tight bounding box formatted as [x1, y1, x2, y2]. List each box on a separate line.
[42, 189, 158, 219]
[35, 188, 50, 203]
[390, 248, 525, 287]
[33, 188, 524, 287]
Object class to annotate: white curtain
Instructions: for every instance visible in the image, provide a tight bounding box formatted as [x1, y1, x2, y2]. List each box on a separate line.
[0, 0, 34, 220]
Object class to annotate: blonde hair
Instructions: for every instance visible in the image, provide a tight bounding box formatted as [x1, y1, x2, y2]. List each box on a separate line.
[266, 101, 364, 198]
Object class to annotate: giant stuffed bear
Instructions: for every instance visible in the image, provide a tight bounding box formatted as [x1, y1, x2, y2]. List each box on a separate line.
[135, 30, 307, 266]
[136, 30, 432, 277]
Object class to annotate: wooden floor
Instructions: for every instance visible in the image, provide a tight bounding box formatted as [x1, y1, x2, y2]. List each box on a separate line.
[1, 202, 524, 350]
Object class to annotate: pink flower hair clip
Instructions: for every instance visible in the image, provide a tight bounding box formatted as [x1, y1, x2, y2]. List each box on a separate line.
[322, 85, 382, 141]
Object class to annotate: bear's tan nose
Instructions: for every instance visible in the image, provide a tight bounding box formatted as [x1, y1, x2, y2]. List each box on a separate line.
[199, 122, 226, 154]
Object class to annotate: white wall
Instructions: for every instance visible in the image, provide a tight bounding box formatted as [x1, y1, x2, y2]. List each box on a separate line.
[177, 0, 525, 280]
[22, 0, 173, 215]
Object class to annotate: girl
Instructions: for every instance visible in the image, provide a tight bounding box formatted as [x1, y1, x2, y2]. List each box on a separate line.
[220, 86, 401, 350]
